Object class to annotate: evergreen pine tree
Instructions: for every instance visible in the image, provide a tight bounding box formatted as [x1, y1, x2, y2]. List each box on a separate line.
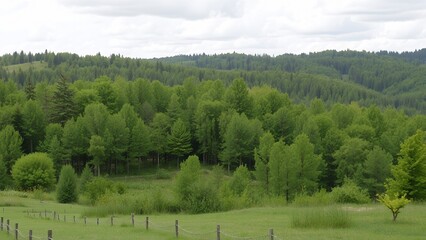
[50, 74, 76, 125]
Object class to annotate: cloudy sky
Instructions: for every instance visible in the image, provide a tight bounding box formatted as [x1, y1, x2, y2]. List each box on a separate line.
[1, 0, 426, 58]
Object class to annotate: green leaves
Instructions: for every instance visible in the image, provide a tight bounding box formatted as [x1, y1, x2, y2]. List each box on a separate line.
[377, 193, 410, 221]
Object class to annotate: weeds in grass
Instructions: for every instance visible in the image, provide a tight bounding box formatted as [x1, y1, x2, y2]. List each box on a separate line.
[292, 207, 351, 228]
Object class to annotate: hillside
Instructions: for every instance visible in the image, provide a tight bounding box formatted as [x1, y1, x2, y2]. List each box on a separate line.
[0, 50, 425, 113]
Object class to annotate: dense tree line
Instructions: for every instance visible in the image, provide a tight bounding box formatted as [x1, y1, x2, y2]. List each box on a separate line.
[1, 73, 425, 201]
[0, 50, 425, 113]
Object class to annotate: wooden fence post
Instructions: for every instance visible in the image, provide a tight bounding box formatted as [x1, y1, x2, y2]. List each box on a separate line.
[131, 213, 134, 227]
[0, 217, 3, 231]
[44, 210, 47, 218]
[7, 219, 9, 235]
[175, 220, 178, 238]
[269, 228, 274, 240]
[73, 216, 76, 223]
[15, 223, 18, 240]
[84, 217, 87, 225]
[47, 230, 52, 240]
[53, 211, 56, 220]
[29, 230, 32, 240]
[97, 218, 99, 225]
[216, 225, 220, 240]
[145, 217, 149, 230]
[111, 216, 113, 226]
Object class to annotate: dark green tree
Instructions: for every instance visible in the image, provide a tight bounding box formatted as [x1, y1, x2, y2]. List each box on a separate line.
[224, 78, 253, 116]
[363, 146, 392, 196]
[56, 165, 78, 203]
[22, 100, 46, 152]
[50, 74, 76, 125]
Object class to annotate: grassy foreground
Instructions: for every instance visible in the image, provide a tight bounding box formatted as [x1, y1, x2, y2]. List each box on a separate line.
[1, 193, 425, 240]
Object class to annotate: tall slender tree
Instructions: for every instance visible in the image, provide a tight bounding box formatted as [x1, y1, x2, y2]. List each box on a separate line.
[50, 74, 76, 125]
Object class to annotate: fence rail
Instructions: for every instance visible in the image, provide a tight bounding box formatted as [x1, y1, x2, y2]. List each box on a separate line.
[2, 208, 286, 240]
[0, 216, 53, 240]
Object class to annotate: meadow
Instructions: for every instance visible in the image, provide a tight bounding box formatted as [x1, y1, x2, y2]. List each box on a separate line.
[1, 189, 425, 240]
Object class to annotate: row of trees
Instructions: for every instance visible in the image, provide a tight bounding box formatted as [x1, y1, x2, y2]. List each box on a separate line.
[0, 50, 424, 113]
[1, 73, 425, 199]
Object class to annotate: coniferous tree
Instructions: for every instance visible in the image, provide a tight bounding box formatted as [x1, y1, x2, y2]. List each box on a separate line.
[24, 78, 36, 100]
[56, 165, 78, 203]
[50, 74, 76, 125]
[168, 118, 192, 168]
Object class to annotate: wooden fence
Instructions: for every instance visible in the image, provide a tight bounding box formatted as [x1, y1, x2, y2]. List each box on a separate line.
[2, 208, 284, 240]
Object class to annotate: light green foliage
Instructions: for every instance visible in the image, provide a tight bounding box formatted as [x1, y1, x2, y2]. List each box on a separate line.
[104, 114, 129, 172]
[48, 135, 69, 176]
[62, 117, 89, 157]
[225, 78, 253, 116]
[167, 93, 182, 121]
[129, 119, 151, 160]
[331, 179, 370, 204]
[195, 100, 223, 164]
[333, 138, 370, 185]
[22, 100, 46, 152]
[82, 103, 110, 136]
[150, 113, 171, 163]
[38, 123, 63, 152]
[363, 146, 392, 196]
[175, 155, 201, 203]
[229, 165, 251, 196]
[269, 140, 296, 201]
[0, 125, 23, 172]
[85, 177, 115, 205]
[386, 130, 426, 200]
[220, 113, 262, 171]
[74, 89, 100, 115]
[88, 135, 105, 176]
[254, 132, 275, 193]
[377, 193, 410, 221]
[268, 106, 295, 143]
[79, 164, 93, 193]
[56, 165, 78, 203]
[175, 155, 220, 213]
[168, 118, 192, 165]
[11, 152, 55, 191]
[94, 76, 118, 112]
[292, 134, 323, 194]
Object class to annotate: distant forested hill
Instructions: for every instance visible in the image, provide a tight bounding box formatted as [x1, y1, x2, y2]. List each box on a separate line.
[0, 49, 425, 113]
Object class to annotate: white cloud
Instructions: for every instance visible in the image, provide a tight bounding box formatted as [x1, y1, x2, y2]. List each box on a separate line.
[1, 0, 426, 58]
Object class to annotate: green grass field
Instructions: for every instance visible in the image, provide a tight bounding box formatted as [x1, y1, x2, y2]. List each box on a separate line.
[1, 192, 425, 240]
[4, 61, 47, 72]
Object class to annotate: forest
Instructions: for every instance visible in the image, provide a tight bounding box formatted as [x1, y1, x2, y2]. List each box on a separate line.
[0, 50, 426, 211]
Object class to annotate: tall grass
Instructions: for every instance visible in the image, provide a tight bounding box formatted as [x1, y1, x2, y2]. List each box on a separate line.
[292, 207, 352, 228]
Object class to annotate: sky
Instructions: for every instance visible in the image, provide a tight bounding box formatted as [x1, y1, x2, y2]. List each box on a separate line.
[1, 0, 426, 58]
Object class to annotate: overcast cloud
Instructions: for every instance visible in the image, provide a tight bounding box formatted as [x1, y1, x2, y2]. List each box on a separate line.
[1, 0, 426, 58]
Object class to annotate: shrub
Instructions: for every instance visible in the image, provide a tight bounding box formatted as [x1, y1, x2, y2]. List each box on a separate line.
[377, 193, 410, 221]
[292, 207, 351, 228]
[56, 165, 78, 203]
[293, 189, 334, 206]
[229, 165, 251, 196]
[79, 164, 93, 194]
[331, 179, 370, 204]
[11, 152, 55, 191]
[155, 168, 171, 179]
[85, 177, 115, 205]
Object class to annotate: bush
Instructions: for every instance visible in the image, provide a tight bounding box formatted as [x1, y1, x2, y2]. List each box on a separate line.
[56, 165, 78, 203]
[155, 168, 171, 179]
[292, 207, 351, 228]
[293, 189, 334, 206]
[79, 164, 93, 194]
[85, 177, 115, 205]
[11, 152, 55, 191]
[229, 165, 251, 196]
[331, 180, 370, 204]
